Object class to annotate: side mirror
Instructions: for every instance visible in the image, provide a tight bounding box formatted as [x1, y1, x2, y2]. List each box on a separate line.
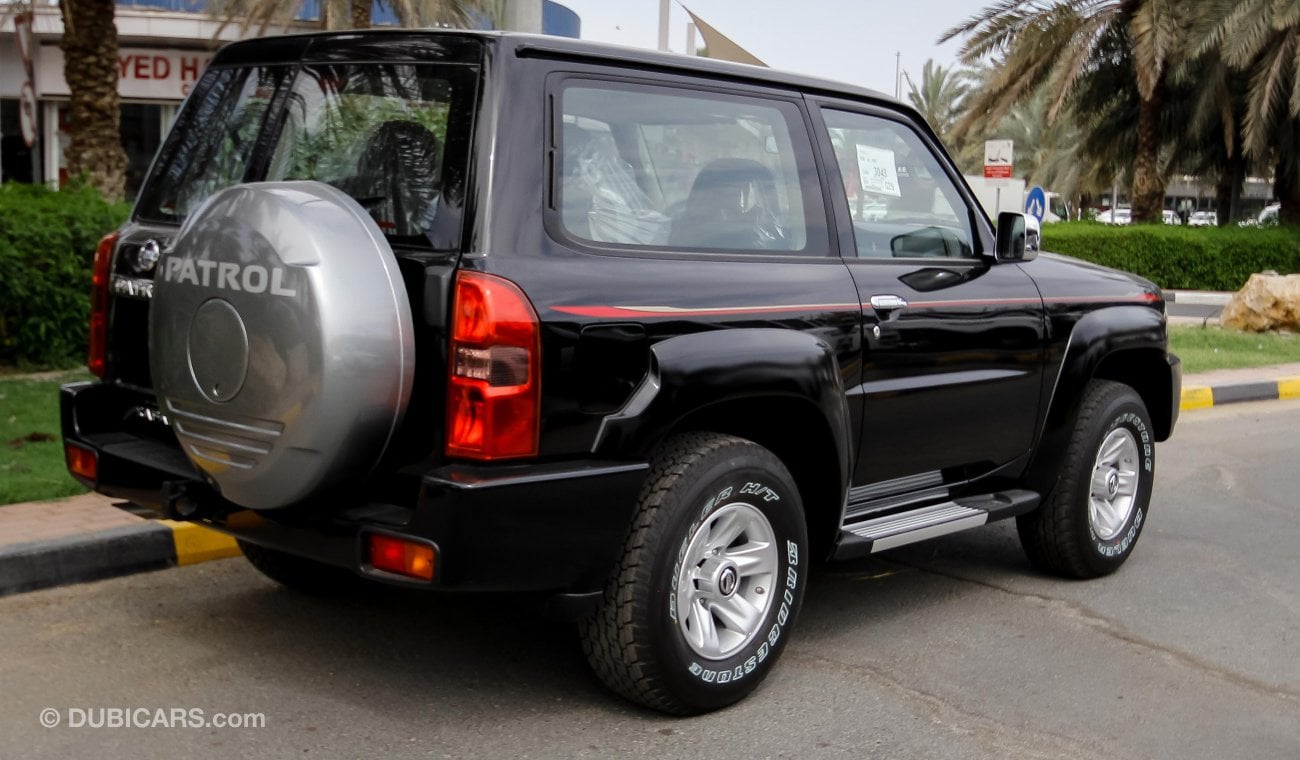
[994, 211, 1036, 262]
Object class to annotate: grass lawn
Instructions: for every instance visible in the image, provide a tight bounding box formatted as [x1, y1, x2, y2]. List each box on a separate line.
[1169, 325, 1300, 374]
[0, 371, 90, 505]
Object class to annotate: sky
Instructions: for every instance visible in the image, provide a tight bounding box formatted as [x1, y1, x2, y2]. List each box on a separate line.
[555, 0, 987, 97]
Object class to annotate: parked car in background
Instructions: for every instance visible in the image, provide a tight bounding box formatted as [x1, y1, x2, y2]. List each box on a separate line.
[1259, 203, 1280, 226]
[1098, 207, 1131, 225]
[1188, 211, 1217, 227]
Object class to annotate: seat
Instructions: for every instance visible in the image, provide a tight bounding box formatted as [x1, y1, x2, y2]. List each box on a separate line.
[351, 120, 441, 237]
[571, 132, 670, 245]
[669, 158, 787, 250]
[560, 123, 595, 238]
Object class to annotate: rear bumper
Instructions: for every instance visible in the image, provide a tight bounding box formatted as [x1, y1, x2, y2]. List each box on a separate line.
[61, 381, 648, 595]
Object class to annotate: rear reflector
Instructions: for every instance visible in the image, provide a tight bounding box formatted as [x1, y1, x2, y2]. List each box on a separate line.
[367, 534, 436, 581]
[65, 443, 98, 483]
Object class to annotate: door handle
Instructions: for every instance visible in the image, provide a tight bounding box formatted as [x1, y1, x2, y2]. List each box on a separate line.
[869, 294, 909, 313]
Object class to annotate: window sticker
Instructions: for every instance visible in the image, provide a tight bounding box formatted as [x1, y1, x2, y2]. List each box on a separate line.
[856, 145, 900, 198]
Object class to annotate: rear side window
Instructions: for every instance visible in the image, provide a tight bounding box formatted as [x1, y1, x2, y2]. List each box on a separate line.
[556, 81, 825, 254]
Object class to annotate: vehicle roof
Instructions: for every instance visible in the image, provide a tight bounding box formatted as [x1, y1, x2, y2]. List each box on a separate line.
[212, 28, 909, 114]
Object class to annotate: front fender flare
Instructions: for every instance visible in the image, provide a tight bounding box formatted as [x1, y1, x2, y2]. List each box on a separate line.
[1027, 305, 1170, 494]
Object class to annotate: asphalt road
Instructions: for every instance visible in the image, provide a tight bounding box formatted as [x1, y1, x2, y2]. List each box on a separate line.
[2, 400, 1298, 759]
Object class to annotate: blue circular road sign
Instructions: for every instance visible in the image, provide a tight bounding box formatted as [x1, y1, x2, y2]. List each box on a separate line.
[1025, 186, 1047, 222]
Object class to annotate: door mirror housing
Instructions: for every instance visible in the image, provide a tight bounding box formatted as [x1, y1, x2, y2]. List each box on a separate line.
[993, 212, 1036, 262]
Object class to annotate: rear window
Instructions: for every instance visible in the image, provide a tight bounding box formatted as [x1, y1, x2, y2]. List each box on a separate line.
[136, 60, 478, 248]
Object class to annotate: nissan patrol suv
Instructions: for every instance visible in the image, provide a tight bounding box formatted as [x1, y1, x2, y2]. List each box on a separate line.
[61, 30, 1180, 714]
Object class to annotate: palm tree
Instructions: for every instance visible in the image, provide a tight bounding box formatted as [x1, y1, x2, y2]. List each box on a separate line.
[1197, 0, 1300, 225]
[1167, 49, 1253, 225]
[59, 0, 128, 202]
[942, 1, 1182, 224]
[904, 59, 973, 142]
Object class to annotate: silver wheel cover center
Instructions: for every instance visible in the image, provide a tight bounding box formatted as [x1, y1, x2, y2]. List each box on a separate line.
[1089, 428, 1141, 541]
[675, 501, 778, 661]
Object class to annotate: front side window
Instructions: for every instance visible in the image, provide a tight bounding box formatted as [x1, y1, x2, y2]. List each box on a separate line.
[557, 82, 823, 254]
[823, 109, 976, 260]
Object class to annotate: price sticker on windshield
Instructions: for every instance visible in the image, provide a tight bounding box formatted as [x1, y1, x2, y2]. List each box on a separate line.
[856, 146, 901, 198]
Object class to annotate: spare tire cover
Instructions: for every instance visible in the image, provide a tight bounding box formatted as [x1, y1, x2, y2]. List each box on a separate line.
[150, 181, 415, 510]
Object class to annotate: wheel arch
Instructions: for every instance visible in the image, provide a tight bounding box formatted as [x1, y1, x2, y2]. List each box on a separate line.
[1093, 347, 1176, 441]
[669, 395, 845, 561]
[1026, 306, 1175, 494]
[591, 328, 853, 561]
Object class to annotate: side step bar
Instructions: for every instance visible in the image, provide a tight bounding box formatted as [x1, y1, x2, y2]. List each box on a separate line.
[833, 489, 1040, 560]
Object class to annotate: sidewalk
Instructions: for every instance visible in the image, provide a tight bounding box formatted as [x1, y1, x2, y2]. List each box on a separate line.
[2, 360, 1297, 598]
[0, 492, 240, 596]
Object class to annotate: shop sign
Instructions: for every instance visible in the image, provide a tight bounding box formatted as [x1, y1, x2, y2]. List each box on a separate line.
[38, 47, 214, 100]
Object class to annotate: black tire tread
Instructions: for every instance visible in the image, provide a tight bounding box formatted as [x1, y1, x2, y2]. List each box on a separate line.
[579, 432, 754, 715]
[1017, 379, 1141, 579]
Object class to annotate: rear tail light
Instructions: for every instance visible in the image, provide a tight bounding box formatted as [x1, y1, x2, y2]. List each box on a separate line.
[446, 271, 541, 460]
[367, 534, 436, 581]
[88, 232, 119, 378]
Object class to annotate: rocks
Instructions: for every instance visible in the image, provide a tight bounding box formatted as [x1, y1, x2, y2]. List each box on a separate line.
[1220, 272, 1300, 332]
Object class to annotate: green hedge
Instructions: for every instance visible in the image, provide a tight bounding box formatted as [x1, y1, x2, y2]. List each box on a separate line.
[0, 183, 129, 368]
[1041, 222, 1300, 291]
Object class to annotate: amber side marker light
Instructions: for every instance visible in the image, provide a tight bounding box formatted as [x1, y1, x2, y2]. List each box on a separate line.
[367, 534, 436, 581]
[65, 443, 98, 483]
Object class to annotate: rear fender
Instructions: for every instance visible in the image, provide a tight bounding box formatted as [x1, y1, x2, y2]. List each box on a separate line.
[592, 328, 852, 492]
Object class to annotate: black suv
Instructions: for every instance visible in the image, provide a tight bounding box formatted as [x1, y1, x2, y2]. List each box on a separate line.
[61, 30, 1180, 714]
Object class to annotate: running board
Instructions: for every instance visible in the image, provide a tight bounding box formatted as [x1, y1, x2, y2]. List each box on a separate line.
[833, 489, 1039, 560]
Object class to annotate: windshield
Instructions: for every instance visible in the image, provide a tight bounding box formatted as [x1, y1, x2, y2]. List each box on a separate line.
[136, 59, 479, 249]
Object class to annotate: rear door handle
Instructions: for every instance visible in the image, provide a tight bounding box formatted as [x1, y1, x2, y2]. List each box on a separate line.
[869, 294, 909, 313]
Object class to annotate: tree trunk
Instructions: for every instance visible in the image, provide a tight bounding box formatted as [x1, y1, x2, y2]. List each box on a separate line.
[351, 0, 370, 29]
[59, 0, 125, 202]
[1129, 85, 1167, 224]
[1276, 157, 1300, 227]
[1215, 152, 1245, 227]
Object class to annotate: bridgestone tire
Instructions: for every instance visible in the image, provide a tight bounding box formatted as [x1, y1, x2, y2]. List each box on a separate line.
[580, 432, 808, 715]
[1017, 380, 1155, 578]
[238, 540, 364, 595]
